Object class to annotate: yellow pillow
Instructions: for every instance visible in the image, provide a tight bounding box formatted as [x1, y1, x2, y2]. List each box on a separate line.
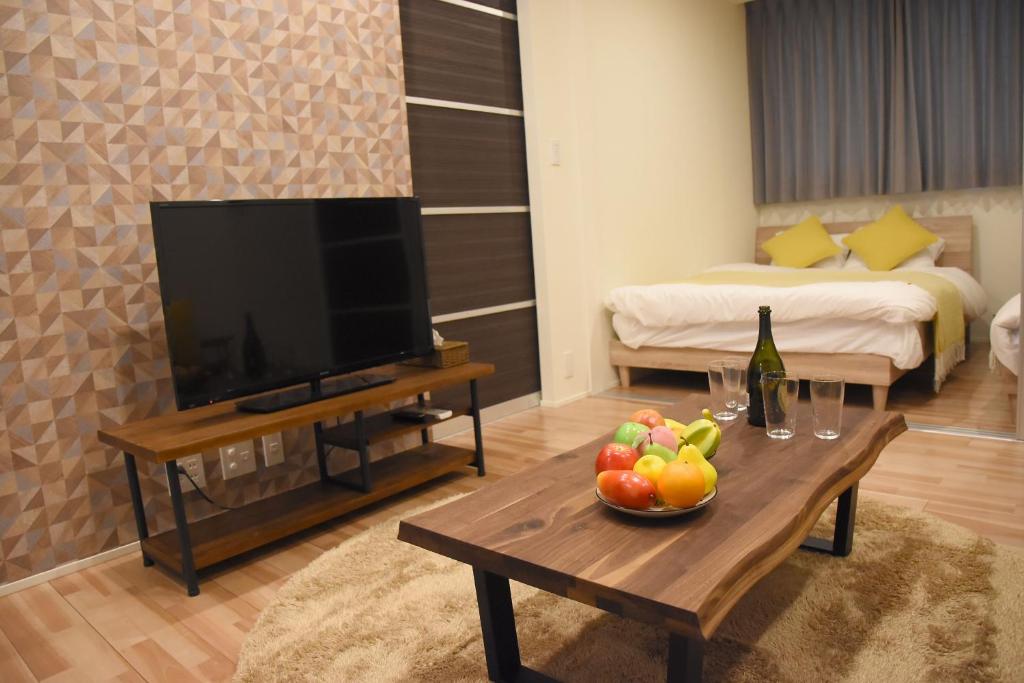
[842, 206, 938, 271]
[761, 216, 841, 268]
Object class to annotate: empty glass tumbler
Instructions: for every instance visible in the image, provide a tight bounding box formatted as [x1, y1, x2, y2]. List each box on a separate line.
[708, 359, 744, 421]
[761, 371, 798, 439]
[810, 375, 845, 440]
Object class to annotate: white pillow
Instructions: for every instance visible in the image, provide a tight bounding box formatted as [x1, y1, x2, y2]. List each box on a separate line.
[770, 232, 849, 269]
[810, 233, 850, 269]
[844, 237, 946, 271]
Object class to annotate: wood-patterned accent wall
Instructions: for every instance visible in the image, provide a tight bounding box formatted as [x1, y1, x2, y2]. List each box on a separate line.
[400, 0, 541, 408]
[0, 0, 412, 584]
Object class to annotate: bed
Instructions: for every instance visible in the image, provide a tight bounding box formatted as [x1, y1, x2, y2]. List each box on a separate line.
[608, 216, 984, 410]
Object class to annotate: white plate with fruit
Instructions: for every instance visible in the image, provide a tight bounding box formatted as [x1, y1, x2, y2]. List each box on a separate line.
[594, 408, 722, 518]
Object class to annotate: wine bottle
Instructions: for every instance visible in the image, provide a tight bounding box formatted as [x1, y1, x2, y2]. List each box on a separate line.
[747, 306, 785, 427]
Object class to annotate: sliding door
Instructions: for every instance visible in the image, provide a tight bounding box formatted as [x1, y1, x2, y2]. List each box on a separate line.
[400, 0, 540, 408]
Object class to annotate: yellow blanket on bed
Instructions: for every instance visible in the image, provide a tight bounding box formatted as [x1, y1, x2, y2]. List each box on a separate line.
[683, 270, 966, 390]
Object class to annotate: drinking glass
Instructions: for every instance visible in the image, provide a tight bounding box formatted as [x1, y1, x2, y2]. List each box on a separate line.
[810, 375, 845, 440]
[727, 358, 748, 412]
[708, 360, 744, 421]
[761, 371, 799, 439]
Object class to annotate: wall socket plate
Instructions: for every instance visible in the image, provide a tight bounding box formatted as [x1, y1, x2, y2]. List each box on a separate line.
[260, 432, 284, 467]
[169, 453, 205, 493]
[220, 440, 256, 480]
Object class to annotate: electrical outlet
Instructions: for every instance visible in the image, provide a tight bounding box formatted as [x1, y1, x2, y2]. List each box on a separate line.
[168, 453, 205, 493]
[564, 350, 574, 379]
[220, 441, 256, 480]
[260, 432, 284, 467]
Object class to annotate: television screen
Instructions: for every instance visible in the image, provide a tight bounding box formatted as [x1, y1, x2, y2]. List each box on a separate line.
[151, 197, 433, 410]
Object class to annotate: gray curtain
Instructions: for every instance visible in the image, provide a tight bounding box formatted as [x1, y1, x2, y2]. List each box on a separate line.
[747, 0, 1023, 205]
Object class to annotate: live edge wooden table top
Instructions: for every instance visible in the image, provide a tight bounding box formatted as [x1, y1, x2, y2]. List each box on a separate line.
[399, 395, 906, 681]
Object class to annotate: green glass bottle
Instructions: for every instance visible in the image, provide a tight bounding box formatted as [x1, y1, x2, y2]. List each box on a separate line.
[747, 306, 785, 427]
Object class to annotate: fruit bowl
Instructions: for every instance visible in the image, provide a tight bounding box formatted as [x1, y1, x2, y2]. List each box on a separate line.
[595, 486, 717, 518]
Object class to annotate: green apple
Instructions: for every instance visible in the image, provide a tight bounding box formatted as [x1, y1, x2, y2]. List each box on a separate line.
[642, 442, 677, 463]
[613, 421, 649, 446]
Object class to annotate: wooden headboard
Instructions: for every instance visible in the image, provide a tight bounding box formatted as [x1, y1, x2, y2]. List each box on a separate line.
[755, 215, 975, 274]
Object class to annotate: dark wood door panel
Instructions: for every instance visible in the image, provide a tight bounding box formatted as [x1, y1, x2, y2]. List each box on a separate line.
[407, 104, 529, 207]
[400, 0, 523, 110]
[433, 307, 540, 408]
[423, 212, 535, 316]
[460, 0, 517, 12]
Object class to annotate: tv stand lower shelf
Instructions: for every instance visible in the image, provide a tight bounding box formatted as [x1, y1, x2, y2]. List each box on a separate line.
[141, 443, 474, 574]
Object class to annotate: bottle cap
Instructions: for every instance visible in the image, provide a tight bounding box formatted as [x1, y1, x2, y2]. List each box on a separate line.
[758, 305, 771, 314]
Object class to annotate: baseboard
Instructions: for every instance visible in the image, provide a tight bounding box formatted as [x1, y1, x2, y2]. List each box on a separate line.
[432, 392, 541, 440]
[0, 541, 140, 598]
[539, 390, 590, 408]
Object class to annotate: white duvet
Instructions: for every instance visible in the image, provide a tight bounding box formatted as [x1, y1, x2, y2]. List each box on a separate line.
[990, 294, 1020, 376]
[607, 263, 988, 370]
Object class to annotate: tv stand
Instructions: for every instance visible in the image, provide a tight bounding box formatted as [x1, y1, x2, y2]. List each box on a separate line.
[236, 373, 395, 413]
[98, 362, 494, 596]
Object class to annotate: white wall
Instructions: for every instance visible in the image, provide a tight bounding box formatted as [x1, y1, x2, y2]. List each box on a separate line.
[519, 0, 758, 403]
[758, 187, 1023, 339]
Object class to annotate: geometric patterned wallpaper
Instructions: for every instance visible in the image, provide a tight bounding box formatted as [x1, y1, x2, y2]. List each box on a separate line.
[0, 0, 412, 583]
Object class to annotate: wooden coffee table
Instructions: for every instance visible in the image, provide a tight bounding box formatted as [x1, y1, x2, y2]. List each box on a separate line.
[398, 396, 906, 682]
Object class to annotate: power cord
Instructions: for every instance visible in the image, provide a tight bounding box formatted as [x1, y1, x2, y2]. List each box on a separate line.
[177, 466, 243, 511]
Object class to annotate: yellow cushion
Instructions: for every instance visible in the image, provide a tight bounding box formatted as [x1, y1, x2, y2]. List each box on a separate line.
[842, 206, 939, 271]
[761, 216, 841, 268]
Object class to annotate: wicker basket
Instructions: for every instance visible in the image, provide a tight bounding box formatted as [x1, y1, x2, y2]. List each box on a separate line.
[403, 340, 470, 368]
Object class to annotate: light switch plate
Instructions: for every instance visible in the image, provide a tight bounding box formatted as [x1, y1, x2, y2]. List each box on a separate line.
[260, 432, 284, 467]
[169, 453, 205, 493]
[220, 441, 256, 480]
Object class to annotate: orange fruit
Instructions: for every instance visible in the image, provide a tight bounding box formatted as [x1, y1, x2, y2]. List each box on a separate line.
[656, 460, 706, 508]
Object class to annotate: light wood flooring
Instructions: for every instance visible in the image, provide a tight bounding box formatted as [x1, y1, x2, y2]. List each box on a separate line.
[602, 340, 1018, 434]
[1, 393, 1022, 682]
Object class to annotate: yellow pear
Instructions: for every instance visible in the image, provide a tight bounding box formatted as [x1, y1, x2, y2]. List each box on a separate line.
[677, 443, 717, 496]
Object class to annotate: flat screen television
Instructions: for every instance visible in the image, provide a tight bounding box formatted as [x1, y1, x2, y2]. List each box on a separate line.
[151, 197, 434, 412]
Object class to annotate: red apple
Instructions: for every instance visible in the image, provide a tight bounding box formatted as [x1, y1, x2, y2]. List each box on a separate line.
[597, 470, 657, 510]
[629, 408, 665, 430]
[594, 442, 641, 474]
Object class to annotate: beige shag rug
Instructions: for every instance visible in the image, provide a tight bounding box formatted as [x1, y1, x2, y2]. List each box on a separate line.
[234, 497, 1024, 682]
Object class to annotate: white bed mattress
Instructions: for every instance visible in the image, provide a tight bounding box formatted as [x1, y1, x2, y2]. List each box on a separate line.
[608, 263, 988, 370]
[990, 294, 1020, 376]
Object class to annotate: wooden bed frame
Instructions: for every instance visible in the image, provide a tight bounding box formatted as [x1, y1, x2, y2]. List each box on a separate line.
[610, 215, 975, 410]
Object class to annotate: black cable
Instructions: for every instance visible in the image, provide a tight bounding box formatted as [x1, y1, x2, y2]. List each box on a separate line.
[177, 466, 243, 511]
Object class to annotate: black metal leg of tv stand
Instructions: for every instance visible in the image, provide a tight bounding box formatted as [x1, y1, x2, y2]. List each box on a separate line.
[165, 460, 200, 596]
[417, 393, 430, 445]
[314, 412, 373, 494]
[123, 452, 154, 567]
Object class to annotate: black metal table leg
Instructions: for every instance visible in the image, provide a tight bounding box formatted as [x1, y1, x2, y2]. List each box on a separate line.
[470, 379, 485, 476]
[123, 453, 153, 567]
[355, 410, 372, 493]
[667, 632, 705, 683]
[165, 461, 200, 597]
[800, 484, 858, 556]
[473, 568, 521, 682]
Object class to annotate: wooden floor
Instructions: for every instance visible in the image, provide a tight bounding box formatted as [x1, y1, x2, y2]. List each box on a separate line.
[1, 393, 1022, 682]
[602, 341, 1018, 434]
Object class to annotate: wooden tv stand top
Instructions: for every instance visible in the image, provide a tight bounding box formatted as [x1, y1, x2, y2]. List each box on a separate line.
[98, 362, 495, 463]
